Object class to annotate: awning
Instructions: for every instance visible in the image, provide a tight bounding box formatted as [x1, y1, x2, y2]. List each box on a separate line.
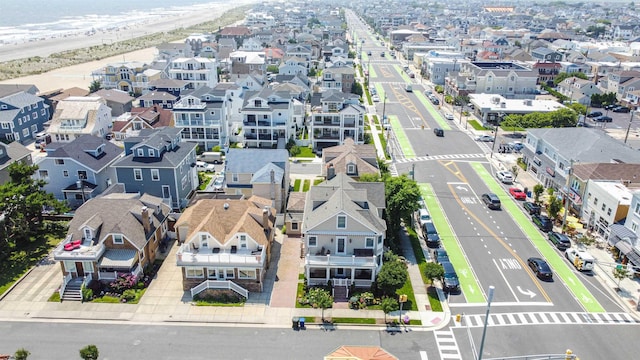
[608, 224, 638, 245]
[615, 241, 640, 267]
[99, 249, 137, 269]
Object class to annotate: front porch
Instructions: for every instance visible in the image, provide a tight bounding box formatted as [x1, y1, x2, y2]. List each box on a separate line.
[305, 265, 376, 288]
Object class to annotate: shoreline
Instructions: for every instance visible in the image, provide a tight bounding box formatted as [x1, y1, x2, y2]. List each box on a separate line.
[0, 1, 253, 86]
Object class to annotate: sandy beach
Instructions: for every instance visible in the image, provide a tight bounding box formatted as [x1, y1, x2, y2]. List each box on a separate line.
[0, 0, 254, 91]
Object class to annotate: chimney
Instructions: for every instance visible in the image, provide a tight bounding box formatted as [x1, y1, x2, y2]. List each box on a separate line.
[262, 206, 270, 230]
[327, 163, 335, 180]
[141, 206, 151, 233]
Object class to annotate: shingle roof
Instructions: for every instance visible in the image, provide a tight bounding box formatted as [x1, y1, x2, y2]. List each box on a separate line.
[225, 148, 288, 174]
[93, 89, 135, 104]
[42, 135, 123, 171]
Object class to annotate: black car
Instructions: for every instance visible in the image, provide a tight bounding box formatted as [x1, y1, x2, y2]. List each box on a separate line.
[523, 201, 541, 215]
[528, 257, 553, 280]
[433, 248, 449, 264]
[548, 231, 571, 250]
[434, 128, 444, 137]
[587, 111, 602, 118]
[604, 104, 618, 110]
[593, 115, 613, 122]
[613, 106, 630, 113]
[423, 222, 440, 248]
[481, 193, 501, 210]
[441, 261, 461, 293]
[532, 214, 553, 232]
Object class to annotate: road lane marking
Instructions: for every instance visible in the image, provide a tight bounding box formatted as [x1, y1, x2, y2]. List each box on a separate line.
[492, 258, 520, 301]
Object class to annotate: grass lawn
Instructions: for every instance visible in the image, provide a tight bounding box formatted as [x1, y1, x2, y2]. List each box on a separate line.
[48, 292, 60, 302]
[406, 227, 429, 285]
[92, 295, 121, 303]
[427, 287, 443, 311]
[194, 301, 245, 307]
[295, 283, 311, 308]
[468, 120, 492, 131]
[500, 125, 525, 132]
[313, 178, 323, 186]
[372, 115, 380, 126]
[396, 278, 418, 311]
[198, 174, 213, 190]
[0, 221, 67, 296]
[297, 147, 315, 158]
[302, 179, 311, 192]
[293, 179, 302, 191]
[332, 317, 376, 324]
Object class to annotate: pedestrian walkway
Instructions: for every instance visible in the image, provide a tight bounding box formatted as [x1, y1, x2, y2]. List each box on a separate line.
[454, 311, 639, 328]
[433, 329, 463, 360]
[395, 153, 486, 163]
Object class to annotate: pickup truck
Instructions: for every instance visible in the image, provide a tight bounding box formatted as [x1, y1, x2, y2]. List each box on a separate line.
[565, 248, 595, 271]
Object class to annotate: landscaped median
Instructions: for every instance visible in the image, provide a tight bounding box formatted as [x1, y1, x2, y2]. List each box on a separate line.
[470, 162, 605, 312]
[419, 183, 485, 303]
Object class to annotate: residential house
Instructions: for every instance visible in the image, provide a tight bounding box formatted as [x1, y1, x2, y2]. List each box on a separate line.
[175, 196, 275, 294]
[447, 61, 538, 99]
[172, 86, 229, 151]
[241, 87, 301, 149]
[278, 56, 309, 76]
[532, 62, 562, 86]
[302, 173, 386, 289]
[556, 77, 602, 105]
[223, 148, 290, 212]
[148, 78, 189, 97]
[111, 106, 173, 141]
[582, 180, 632, 240]
[229, 51, 266, 76]
[48, 96, 112, 143]
[112, 127, 198, 210]
[39, 87, 89, 114]
[52, 193, 171, 287]
[35, 135, 123, 208]
[613, 25, 640, 41]
[91, 62, 162, 95]
[322, 138, 380, 180]
[321, 66, 355, 93]
[240, 37, 263, 52]
[93, 89, 134, 117]
[310, 90, 365, 151]
[285, 192, 305, 237]
[602, 70, 640, 100]
[156, 42, 194, 61]
[0, 84, 50, 144]
[0, 141, 32, 185]
[137, 91, 178, 109]
[168, 57, 219, 90]
[531, 47, 564, 62]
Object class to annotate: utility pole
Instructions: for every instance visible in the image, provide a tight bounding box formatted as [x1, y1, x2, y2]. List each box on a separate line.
[382, 94, 387, 123]
[477, 286, 495, 360]
[625, 110, 635, 144]
[561, 159, 574, 233]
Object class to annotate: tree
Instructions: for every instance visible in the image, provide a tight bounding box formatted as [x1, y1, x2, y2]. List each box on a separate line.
[384, 175, 421, 246]
[88, 80, 101, 93]
[553, 72, 588, 86]
[79, 345, 99, 360]
[307, 287, 333, 321]
[547, 191, 564, 222]
[613, 266, 631, 288]
[14, 348, 30, 360]
[376, 251, 408, 296]
[359, 173, 382, 182]
[574, 233, 597, 248]
[351, 82, 363, 96]
[380, 297, 399, 323]
[266, 65, 279, 74]
[533, 184, 544, 204]
[424, 262, 445, 286]
[308, 67, 317, 77]
[289, 145, 301, 157]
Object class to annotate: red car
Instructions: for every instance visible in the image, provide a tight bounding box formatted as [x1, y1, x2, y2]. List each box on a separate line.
[509, 187, 526, 200]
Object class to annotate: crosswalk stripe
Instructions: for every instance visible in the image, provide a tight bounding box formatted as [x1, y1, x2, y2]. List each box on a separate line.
[420, 350, 428, 360]
[455, 312, 639, 328]
[548, 312, 560, 323]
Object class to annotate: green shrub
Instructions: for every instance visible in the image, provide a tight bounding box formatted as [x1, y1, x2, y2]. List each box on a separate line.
[82, 287, 93, 302]
[282, 225, 287, 234]
[121, 289, 136, 301]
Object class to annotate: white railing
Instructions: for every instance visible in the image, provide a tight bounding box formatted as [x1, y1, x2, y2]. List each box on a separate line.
[305, 254, 376, 267]
[176, 246, 265, 267]
[83, 273, 93, 288]
[53, 243, 106, 260]
[190, 280, 248, 299]
[59, 273, 72, 298]
[132, 264, 143, 278]
[98, 265, 142, 281]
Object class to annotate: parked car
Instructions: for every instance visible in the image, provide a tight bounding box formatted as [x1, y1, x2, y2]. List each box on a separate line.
[613, 106, 630, 113]
[475, 135, 495, 142]
[441, 261, 461, 293]
[604, 104, 617, 110]
[195, 161, 215, 173]
[509, 141, 524, 151]
[481, 193, 501, 210]
[593, 115, 613, 122]
[433, 248, 449, 264]
[418, 208, 432, 227]
[444, 113, 455, 120]
[433, 128, 444, 137]
[523, 201, 541, 215]
[372, 95, 380, 102]
[509, 187, 526, 200]
[422, 221, 440, 248]
[532, 214, 553, 232]
[212, 176, 225, 192]
[367, 51, 372, 56]
[565, 248, 595, 271]
[380, 52, 385, 57]
[528, 257, 553, 281]
[548, 231, 571, 250]
[587, 111, 602, 118]
[496, 170, 514, 184]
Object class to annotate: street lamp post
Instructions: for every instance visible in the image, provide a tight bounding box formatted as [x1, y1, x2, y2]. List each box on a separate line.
[625, 110, 635, 144]
[561, 159, 575, 233]
[477, 286, 495, 360]
[382, 94, 388, 123]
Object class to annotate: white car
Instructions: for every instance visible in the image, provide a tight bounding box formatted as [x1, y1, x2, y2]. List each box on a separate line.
[496, 170, 515, 184]
[372, 95, 380, 102]
[195, 161, 215, 173]
[444, 113, 455, 120]
[418, 208, 432, 227]
[475, 135, 495, 142]
[212, 176, 225, 192]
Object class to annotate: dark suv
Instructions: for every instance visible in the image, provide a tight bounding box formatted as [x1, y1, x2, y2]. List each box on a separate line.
[482, 193, 501, 210]
[548, 231, 571, 250]
[532, 214, 553, 232]
[423, 222, 440, 248]
[433, 248, 449, 264]
[523, 201, 541, 215]
[441, 261, 460, 293]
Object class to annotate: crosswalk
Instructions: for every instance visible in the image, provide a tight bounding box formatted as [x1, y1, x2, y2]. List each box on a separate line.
[454, 312, 640, 328]
[395, 153, 486, 164]
[433, 329, 463, 360]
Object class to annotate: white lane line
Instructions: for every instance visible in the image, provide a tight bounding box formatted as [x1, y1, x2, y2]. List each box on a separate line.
[420, 350, 428, 360]
[492, 258, 520, 301]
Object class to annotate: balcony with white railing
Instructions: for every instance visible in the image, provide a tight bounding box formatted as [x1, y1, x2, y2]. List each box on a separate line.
[98, 263, 142, 281]
[53, 235, 106, 261]
[305, 254, 377, 268]
[176, 245, 266, 267]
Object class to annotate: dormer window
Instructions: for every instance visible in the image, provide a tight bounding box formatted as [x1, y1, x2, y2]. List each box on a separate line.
[347, 164, 356, 175]
[84, 228, 93, 241]
[254, 100, 262, 107]
[137, 148, 144, 157]
[148, 149, 155, 157]
[113, 234, 124, 244]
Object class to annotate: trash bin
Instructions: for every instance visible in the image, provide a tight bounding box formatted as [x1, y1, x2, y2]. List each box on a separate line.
[292, 316, 299, 330]
[299, 317, 305, 329]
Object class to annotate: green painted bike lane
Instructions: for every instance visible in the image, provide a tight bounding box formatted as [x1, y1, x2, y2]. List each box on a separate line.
[392, 64, 412, 83]
[388, 115, 415, 158]
[413, 92, 451, 130]
[419, 183, 485, 303]
[470, 162, 605, 312]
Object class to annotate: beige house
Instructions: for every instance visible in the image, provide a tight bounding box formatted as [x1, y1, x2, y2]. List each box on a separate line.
[302, 173, 386, 289]
[175, 196, 276, 294]
[322, 138, 380, 180]
[48, 96, 112, 143]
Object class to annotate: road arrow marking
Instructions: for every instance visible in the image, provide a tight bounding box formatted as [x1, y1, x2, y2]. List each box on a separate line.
[517, 286, 536, 298]
[456, 185, 468, 191]
[567, 277, 575, 285]
[468, 285, 476, 294]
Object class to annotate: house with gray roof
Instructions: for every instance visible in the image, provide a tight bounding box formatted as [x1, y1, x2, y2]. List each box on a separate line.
[321, 66, 355, 94]
[172, 86, 230, 151]
[35, 135, 123, 209]
[302, 173, 386, 290]
[0, 84, 50, 145]
[521, 127, 640, 194]
[223, 148, 290, 212]
[48, 96, 112, 143]
[309, 89, 365, 151]
[0, 141, 32, 185]
[93, 89, 134, 116]
[112, 127, 198, 210]
[322, 138, 379, 180]
[52, 193, 171, 298]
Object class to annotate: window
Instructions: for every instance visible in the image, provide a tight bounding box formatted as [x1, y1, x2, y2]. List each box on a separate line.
[238, 269, 256, 279]
[186, 268, 204, 278]
[347, 164, 356, 174]
[64, 261, 76, 273]
[32, 112, 38, 119]
[225, 269, 234, 279]
[137, 148, 144, 157]
[148, 149, 155, 157]
[239, 234, 247, 248]
[22, 128, 29, 137]
[594, 198, 598, 205]
[365, 237, 374, 248]
[38, 170, 48, 178]
[601, 203, 606, 211]
[207, 268, 217, 278]
[1, 123, 8, 129]
[151, 169, 160, 181]
[308, 236, 317, 247]
[63, 170, 69, 177]
[291, 222, 298, 230]
[607, 208, 612, 216]
[632, 222, 638, 232]
[635, 203, 640, 215]
[113, 234, 124, 244]
[232, 173, 238, 182]
[378, 235, 383, 244]
[134, 169, 143, 181]
[77, 170, 87, 180]
[41, 109, 46, 115]
[337, 215, 346, 229]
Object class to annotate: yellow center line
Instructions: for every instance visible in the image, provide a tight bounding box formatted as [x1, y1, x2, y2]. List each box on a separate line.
[446, 184, 552, 303]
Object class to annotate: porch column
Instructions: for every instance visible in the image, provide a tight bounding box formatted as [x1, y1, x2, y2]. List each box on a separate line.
[350, 266, 355, 284]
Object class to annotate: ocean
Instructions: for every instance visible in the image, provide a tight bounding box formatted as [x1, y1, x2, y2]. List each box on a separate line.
[0, 0, 226, 44]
